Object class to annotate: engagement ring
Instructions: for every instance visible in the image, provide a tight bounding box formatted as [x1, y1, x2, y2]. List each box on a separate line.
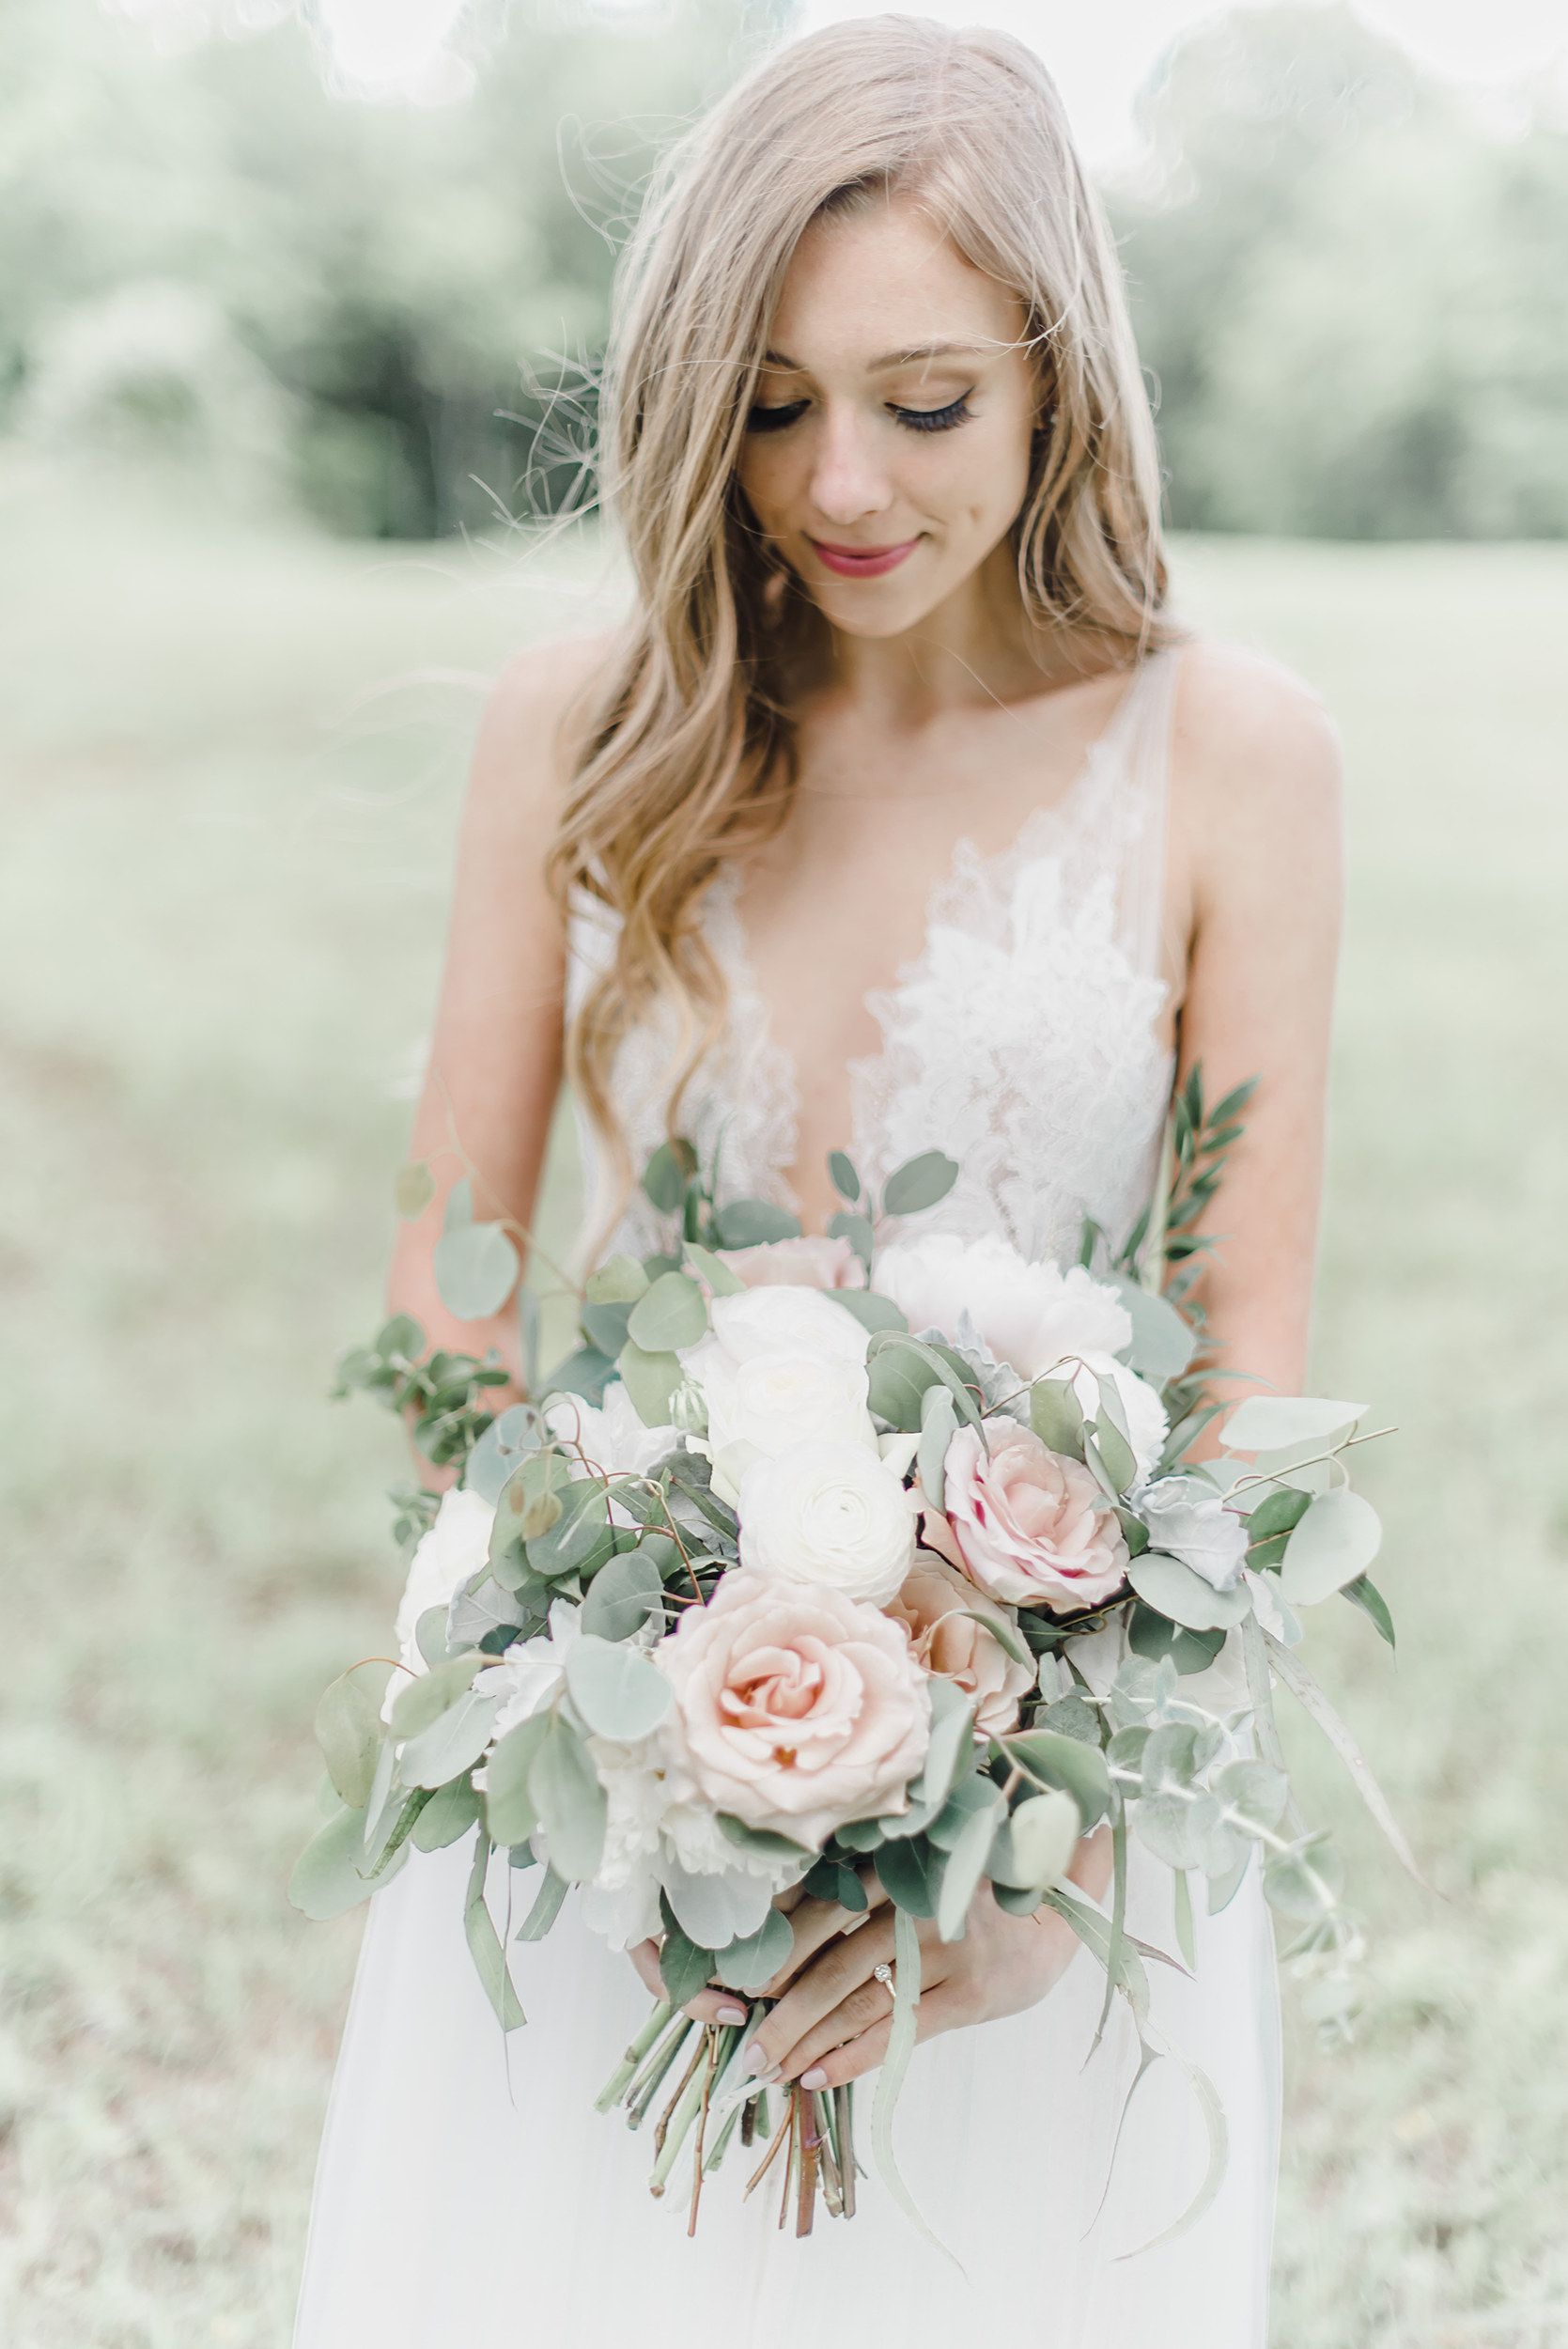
[873, 1962, 895, 2001]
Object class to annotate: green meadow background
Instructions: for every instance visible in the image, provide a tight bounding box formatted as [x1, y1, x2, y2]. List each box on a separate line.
[2, 462, 1565, 2346]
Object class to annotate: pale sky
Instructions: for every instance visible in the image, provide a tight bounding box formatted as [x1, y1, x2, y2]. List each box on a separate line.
[313, 0, 1568, 157]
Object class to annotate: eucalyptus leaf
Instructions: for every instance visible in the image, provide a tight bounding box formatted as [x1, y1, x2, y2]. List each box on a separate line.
[514, 1865, 569, 1943]
[627, 1270, 708, 1353]
[584, 1254, 649, 1306]
[1127, 1550, 1252, 1632]
[682, 1242, 745, 1297]
[1103, 1271, 1198, 1380]
[1280, 1487, 1383, 1605]
[463, 1836, 525, 2030]
[564, 1634, 673, 1741]
[433, 1219, 520, 1321]
[660, 1923, 717, 2006]
[464, 1404, 544, 1506]
[484, 1710, 551, 1847]
[1001, 1726, 1110, 1828]
[710, 1198, 800, 1248]
[580, 1548, 666, 1642]
[912, 1678, 975, 1812]
[389, 1653, 484, 1741]
[710, 1906, 794, 1991]
[1092, 1412, 1138, 1494]
[525, 1477, 611, 1581]
[882, 1150, 959, 1216]
[828, 1150, 861, 1205]
[917, 1387, 958, 1509]
[393, 1159, 435, 1220]
[829, 1286, 907, 1335]
[398, 1688, 500, 1789]
[1342, 1571, 1396, 1649]
[936, 1789, 1003, 1940]
[617, 1341, 683, 1428]
[1030, 1376, 1085, 1458]
[642, 1140, 694, 1212]
[875, 1835, 941, 1919]
[1220, 1395, 1367, 1455]
[529, 1716, 608, 1881]
[288, 1804, 399, 1920]
[411, 1776, 481, 1852]
[314, 1670, 384, 1811]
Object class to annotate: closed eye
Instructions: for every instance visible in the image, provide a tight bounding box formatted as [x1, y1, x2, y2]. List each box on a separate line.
[743, 393, 975, 436]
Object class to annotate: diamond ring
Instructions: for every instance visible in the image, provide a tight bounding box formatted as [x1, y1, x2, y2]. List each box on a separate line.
[873, 1961, 895, 2000]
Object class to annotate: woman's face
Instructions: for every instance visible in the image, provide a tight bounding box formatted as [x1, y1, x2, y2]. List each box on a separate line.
[734, 193, 1042, 644]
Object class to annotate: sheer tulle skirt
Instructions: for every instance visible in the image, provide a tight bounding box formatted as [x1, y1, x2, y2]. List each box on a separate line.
[292, 1829, 1281, 2349]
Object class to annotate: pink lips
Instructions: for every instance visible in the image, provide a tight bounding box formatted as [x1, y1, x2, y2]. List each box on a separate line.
[807, 535, 922, 579]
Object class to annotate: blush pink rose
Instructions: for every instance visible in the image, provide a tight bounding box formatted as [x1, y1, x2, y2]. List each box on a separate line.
[941, 1421, 1130, 1616]
[715, 1235, 867, 1290]
[886, 1555, 1034, 1735]
[655, 1569, 930, 1849]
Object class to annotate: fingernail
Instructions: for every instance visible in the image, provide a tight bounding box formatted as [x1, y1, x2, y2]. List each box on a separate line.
[715, 2003, 747, 2026]
[743, 2042, 769, 2076]
[800, 2065, 829, 2091]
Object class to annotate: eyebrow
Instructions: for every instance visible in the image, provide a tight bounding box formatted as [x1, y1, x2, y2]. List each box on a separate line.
[761, 339, 993, 373]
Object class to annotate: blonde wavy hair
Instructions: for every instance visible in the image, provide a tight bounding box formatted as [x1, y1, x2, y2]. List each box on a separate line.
[545, 13, 1179, 1238]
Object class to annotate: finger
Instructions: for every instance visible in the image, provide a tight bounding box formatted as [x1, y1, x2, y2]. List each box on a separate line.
[744, 1908, 898, 2080]
[793, 1979, 964, 2092]
[760, 1867, 890, 1996]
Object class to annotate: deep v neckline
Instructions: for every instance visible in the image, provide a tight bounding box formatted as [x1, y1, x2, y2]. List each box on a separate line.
[705, 648, 1171, 1221]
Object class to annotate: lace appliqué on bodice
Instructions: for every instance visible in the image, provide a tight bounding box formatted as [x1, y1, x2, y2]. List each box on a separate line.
[565, 646, 1183, 1272]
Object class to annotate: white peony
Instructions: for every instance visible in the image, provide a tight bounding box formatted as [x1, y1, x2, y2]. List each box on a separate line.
[542, 1385, 677, 1521]
[577, 1719, 808, 1952]
[737, 1437, 917, 1605]
[387, 1486, 496, 1712]
[472, 1596, 582, 1750]
[1136, 1473, 1249, 1592]
[680, 1283, 877, 1503]
[873, 1230, 1133, 1382]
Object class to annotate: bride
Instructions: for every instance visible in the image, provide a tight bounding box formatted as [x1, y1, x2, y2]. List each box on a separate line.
[293, 17, 1343, 2347]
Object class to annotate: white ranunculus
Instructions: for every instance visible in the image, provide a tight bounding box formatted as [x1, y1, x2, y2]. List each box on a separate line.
[873, 1230, 1133, 1382]
[737, 1438, 917, 1605]
[1136, 1473, 1249, 1591]
[390, 1486, 496, 1698]
[681, 1283, 876, 1503]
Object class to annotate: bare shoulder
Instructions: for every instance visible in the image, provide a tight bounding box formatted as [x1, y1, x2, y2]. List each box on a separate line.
[1168, 636, 1344, 909]
[1172, 635, 1343, 807]
[464, 622, 626, 837]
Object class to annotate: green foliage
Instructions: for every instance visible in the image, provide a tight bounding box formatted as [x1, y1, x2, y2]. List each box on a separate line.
[1111, 8, 1568, 539]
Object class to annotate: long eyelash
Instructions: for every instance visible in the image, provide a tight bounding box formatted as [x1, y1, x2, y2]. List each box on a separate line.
[742, 393, 976, 435]
[893, 394, 973, 434]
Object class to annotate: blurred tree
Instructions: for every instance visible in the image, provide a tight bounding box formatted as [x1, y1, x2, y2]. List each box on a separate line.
[0, 0, 775, 536]
[3, 0, 1563, 539]
[1111, 5, 1568, 537]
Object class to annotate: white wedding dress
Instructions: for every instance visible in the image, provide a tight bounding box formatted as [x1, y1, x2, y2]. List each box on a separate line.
[293, 641, 1282, 2348]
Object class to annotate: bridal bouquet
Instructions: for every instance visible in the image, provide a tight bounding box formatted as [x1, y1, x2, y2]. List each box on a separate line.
[294, 1071, 1416, 2246]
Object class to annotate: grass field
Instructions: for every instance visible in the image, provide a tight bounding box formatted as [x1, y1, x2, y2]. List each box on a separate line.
[2, 459, 1565, 2346]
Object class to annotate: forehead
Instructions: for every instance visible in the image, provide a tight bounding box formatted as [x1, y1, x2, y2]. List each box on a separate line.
[766, 193, 1028, 373]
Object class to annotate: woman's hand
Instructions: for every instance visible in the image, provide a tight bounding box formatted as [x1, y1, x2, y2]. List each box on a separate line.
[738, 1823, 1112, 2092]
[625, 1881, 810, 2031]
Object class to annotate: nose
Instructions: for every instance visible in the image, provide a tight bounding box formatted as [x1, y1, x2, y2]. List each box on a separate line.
[807, 402, 895, 530]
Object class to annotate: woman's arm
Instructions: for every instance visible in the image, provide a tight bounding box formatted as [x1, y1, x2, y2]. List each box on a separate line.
[386, 630, 613, 1488]
[1166, 643, 1347, 1448]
